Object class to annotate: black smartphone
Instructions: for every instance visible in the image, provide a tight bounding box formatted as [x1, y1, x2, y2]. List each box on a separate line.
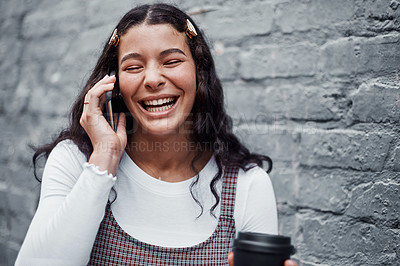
[105, 70, 121, 132]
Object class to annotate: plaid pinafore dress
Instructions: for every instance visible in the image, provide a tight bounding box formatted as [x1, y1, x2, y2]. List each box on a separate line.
[88, 167, 239, 265]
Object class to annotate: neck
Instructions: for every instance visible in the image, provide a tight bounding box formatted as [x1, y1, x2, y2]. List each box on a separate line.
[126, 131, 210, 182]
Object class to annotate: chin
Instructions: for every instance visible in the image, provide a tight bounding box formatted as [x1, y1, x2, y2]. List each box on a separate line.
[140, 123, 184, 136]
[141, 115, 192, 135]
[146, 128, 177, 136]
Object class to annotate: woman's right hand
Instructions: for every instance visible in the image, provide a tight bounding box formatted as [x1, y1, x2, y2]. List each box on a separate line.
[80, 74, 127, 176]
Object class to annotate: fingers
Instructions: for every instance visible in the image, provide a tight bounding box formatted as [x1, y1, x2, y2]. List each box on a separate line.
[116, 112, 126, 134]
[284, 259, 298, 266]
[81, 75, 116, 128]
[84, 75, 116, 111]
[227, 252, 234, 266]
[80, 75, 126, 172]
[116, 112, 127, 144]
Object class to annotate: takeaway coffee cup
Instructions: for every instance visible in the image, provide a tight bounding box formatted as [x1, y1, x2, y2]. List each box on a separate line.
[233, 232, 295, 266]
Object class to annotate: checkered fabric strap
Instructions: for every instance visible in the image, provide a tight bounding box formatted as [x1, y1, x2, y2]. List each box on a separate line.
[88, 166, 239, 266]
[220, 166, 239, 218]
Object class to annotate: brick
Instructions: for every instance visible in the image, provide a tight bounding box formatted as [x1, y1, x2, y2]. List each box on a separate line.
[41, 27, 110, 88]
[273, 166, 356, 214]
[0, 0, 37, 18]
[275, 0, 400, 37]
[275, 0, 356, 33]
[235, 124, 302, 162]
[11, 63, 72, 117]
[199, 2, 274, 41]
[0, 18, 22, 115]
[227, 82, 346, 122]
[356, 0, 400, 33]
[85, 1, 138, 29]
[0, 188, 10, 216]
[0, 162, 40, 196]
[27, 84, 71, 117]
[0, 241, 19, 266]
[275, 202, 298, 240]
[271, 162, 298, 206]
[213, 46, 240, 81]
[22, 35, 72, 62]
[225, 81, 271, 123]
[393, 146, 400, 172]
[9, 68, 37, 115]
[361, 0, 400, 18]
[272, 166, 381, 213]
[239, 43, 318, 79]
[320, 34, 400, 76]
[296, 169, 350, 213]
[346, 182, 400, 227]
[7, 192, 38, 220]
[320, 38, 358, 76]
[264, 84, 341, 121]
[350, 78, 400, 123]
[10, 215, 31, 243]
[300, 214, 399, 265]
[0, 130, 18, 165]
[22, 0, 86, 39]
[0, 17, 22, 89]
[0, 115, 64, 167]
[1, 1, 400, 265]
[0, 243, 11, 266]
[299, 130, 393, 171]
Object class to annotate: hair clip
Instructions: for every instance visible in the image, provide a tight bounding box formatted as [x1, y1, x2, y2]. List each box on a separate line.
[186, 19, 197, 39]
[109, 28, 119, 47]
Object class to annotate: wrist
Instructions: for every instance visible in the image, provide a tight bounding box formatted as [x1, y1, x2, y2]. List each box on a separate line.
[89, 150, 122, 176]
[92, 140, 124, 156]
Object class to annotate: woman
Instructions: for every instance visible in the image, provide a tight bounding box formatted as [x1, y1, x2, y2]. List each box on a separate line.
[16, 4, 297, 266]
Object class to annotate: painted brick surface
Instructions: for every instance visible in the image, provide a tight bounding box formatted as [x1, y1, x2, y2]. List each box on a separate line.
[1, 0, 399, 265]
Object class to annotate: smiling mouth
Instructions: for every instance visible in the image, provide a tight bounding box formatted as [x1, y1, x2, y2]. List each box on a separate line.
[140, 96, 179, 112]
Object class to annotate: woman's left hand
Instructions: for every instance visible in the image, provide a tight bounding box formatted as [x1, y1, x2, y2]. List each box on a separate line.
[282, 259, 298, 266]
[228, 252, 298, 266]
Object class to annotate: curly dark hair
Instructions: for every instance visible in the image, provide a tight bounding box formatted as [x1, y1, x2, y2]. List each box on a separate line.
[33, 3, 272, 216]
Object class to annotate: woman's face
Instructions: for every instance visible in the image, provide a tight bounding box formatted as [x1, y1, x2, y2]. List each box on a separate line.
[118, 23, 197, 137]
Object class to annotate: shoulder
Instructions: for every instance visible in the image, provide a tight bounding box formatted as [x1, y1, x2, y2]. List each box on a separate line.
[236, 165, 273, 191]
[235, 165, 276, 211]
[43, 140, 87, 182]
[234, 165, 278, 234]
[49, 139, 87, 164]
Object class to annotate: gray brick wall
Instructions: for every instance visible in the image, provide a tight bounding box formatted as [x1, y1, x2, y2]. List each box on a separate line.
[1, 0, 399, 265]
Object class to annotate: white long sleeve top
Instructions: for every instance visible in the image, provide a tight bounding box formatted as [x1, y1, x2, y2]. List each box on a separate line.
[15, 140, 278, 265]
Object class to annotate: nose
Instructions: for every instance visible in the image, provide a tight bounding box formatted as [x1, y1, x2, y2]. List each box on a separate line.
[144, 64, 165, 90]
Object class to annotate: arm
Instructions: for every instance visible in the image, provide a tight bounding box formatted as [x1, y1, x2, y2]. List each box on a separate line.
[231, 167, 297, 266]
[234, 166, 278, 234]
[17, 75, 127, 265]
[15, 141, 116, 265]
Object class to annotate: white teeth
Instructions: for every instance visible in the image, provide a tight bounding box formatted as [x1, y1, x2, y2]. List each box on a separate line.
[142, 97, 177, 113]
[147, 103, 174, 113]
[144, 97, 174, 106]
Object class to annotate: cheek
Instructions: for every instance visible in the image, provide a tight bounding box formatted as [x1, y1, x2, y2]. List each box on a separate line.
[173, 67, 197, 93]
[119, 76, 140, 99]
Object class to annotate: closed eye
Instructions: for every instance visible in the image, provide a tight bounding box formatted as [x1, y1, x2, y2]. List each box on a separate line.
[126, 66, 143, 72]
[164, 60, 182, 66]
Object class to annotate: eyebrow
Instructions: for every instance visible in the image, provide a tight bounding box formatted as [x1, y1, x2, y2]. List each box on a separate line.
[120, 52, 141, 65]
[160, 48, 186, 58]
[120, 48, 186, 65]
